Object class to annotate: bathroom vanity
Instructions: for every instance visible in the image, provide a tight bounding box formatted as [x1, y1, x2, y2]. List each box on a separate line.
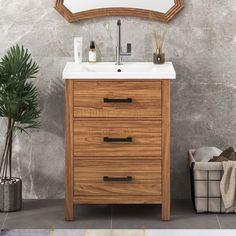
[63, 62, 176, 221]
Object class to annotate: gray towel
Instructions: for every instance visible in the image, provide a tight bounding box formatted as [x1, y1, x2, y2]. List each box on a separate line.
[220, 161, 236, 212]
[209, 147, 236, 162]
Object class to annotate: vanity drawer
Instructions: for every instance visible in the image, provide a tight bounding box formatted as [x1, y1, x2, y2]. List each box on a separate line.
[73, 81, 162, 118]
[73, 120, 162, 157]
[73, 159, 162, 196]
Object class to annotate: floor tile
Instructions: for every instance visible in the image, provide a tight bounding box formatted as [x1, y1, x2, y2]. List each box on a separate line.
[54, 230, 145, 236]
[0, 229, 49, 236]
[1, 199, 231, 229]
[3, 200, 111, 229]
[111, 200, 220, 229]
[53, 229, 85, 236]
[216, 214, 236, 229]
[146, 230, 236, 236]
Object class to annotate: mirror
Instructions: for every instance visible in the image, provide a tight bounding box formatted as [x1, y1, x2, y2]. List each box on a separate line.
[55, 0, 184, 23]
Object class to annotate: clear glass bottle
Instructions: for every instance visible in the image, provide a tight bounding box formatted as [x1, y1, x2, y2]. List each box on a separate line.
[89, 41, 96, 63]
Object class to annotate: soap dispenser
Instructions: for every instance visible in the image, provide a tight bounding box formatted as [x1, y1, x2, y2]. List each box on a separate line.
[89, 41, 96, 63]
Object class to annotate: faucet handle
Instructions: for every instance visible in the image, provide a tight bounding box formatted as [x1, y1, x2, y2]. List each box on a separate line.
[117, 19, 121, 26]
[127, 43, 132, 54]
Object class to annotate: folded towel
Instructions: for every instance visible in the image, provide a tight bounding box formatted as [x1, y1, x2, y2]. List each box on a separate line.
[221, 147, 236, 161]
[220, 161, 236, 212]
[209, 147, 236, 162]
[209, 156, 229, 162]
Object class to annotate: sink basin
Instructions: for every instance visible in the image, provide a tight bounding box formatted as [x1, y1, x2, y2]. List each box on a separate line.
[63, 62, 176, 79]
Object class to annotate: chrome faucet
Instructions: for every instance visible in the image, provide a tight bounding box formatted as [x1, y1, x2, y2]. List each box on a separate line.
[116, 20, 132, 65]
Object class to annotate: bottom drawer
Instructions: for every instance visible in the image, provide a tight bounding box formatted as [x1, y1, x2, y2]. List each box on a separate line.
[73, 159, 162, 196]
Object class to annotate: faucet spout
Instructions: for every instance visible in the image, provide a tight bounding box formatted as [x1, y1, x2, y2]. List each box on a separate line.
[115, 20, 132, 65]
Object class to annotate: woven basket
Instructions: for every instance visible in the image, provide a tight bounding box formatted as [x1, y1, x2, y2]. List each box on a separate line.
[189, 149, 236, 213]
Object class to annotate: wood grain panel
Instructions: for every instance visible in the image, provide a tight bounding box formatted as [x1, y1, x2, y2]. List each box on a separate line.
[74, 159, 162, 183]
[73, 120, 162, 157]
[73, 81, 162, 118]
[161, 80, 171, 221]
[65, 80, 74, 221]
[74, 183, 161, 196]
[74, 159, 162, 196]
[54, 0, 184, 23]
[73, 195, 162, 204]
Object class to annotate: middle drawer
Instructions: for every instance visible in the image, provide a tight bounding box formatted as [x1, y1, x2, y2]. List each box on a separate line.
[74, 120, 162, 157]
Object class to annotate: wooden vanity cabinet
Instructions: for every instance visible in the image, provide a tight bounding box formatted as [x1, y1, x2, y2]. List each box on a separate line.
[65, 80, 170, 221]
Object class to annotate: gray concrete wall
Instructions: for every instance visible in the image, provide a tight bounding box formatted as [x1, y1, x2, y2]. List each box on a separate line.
[0, 0, 235, 199]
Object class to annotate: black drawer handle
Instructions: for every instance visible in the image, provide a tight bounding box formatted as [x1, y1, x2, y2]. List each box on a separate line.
[103, 176, 133, 182]
[103, 137, 133, 143]
[104, 98, 132, 103]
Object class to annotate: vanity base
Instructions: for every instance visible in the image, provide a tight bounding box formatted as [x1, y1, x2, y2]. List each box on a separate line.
[65, 79, 170, 221]
[65, 201, 170, 221]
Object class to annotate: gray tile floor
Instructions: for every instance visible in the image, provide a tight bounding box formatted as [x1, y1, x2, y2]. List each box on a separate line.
[0, 200, 235, 229]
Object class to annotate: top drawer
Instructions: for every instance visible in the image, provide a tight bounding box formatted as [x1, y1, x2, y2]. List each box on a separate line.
[73, 81, 162, 118]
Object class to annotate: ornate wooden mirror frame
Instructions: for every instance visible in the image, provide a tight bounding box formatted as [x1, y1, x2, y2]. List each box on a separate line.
[54, 0, 184, 23]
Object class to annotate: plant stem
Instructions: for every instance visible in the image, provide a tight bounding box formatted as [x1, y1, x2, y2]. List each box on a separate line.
[9, 119, 14, 179]
[0, 118, 11, 178]
[0, 134, 8, 174]
[3, 141, 9, 179]
[0, 118, 15, 180]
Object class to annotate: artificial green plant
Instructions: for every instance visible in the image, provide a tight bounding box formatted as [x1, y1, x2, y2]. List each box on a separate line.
[0, 45, 40, 180]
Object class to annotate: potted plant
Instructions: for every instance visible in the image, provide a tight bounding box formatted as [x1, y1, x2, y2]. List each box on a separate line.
[0, 45, 40, 212]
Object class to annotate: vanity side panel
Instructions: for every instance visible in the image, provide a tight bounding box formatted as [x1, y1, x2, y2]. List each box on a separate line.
[161, 80, 170, 221]
[65, 80, 74, 220]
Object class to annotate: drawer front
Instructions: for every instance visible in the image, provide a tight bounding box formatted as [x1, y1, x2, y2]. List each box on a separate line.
[74, 120, 162, 157]
[73, 81, 162, 118]
[73, 159, 162, 196]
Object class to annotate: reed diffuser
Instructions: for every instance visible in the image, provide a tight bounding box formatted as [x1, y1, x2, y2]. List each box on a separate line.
[152, 30, 166, 64]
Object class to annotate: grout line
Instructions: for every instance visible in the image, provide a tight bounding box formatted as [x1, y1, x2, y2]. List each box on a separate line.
[216, 214, 222, 229]
[1, 213, 8, 230]
[110, 205, 113, 229]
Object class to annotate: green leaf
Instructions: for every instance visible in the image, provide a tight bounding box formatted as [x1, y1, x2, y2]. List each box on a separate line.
[0, 44, 41, 132]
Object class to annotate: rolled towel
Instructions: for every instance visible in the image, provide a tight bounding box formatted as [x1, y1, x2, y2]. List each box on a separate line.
[193, 147, 222, 162]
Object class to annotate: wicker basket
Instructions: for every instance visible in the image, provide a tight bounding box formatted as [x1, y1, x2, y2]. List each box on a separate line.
[189, 149, 236, 213]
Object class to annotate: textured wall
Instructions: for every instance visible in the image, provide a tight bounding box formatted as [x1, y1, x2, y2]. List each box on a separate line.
[0, 0, 235, 199]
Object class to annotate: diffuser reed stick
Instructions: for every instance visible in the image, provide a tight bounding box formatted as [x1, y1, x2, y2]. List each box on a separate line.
[152, 30, 166, 55]
[152, 30, 166, 64]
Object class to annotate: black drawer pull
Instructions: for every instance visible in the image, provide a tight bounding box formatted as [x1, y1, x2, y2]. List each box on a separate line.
[103, 176, 133, 182]
[103, 137, 132, 143]
[104, 98, 132, 103]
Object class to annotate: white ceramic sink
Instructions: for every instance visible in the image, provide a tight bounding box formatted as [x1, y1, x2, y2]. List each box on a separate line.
[63, 62, 176, 79]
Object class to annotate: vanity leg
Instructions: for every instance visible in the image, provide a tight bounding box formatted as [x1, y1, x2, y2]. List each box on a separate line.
[161, 80, 170, 221]
[162, 200, 170, 221]
[65, 202, 74, 221]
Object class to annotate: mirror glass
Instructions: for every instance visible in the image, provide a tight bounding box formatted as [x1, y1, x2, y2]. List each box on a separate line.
[63, 0, 175, 14]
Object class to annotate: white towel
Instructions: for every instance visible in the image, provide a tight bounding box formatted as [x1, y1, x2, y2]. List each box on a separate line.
[220, 161, 236, 212]
[193, 147, 222, 162]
